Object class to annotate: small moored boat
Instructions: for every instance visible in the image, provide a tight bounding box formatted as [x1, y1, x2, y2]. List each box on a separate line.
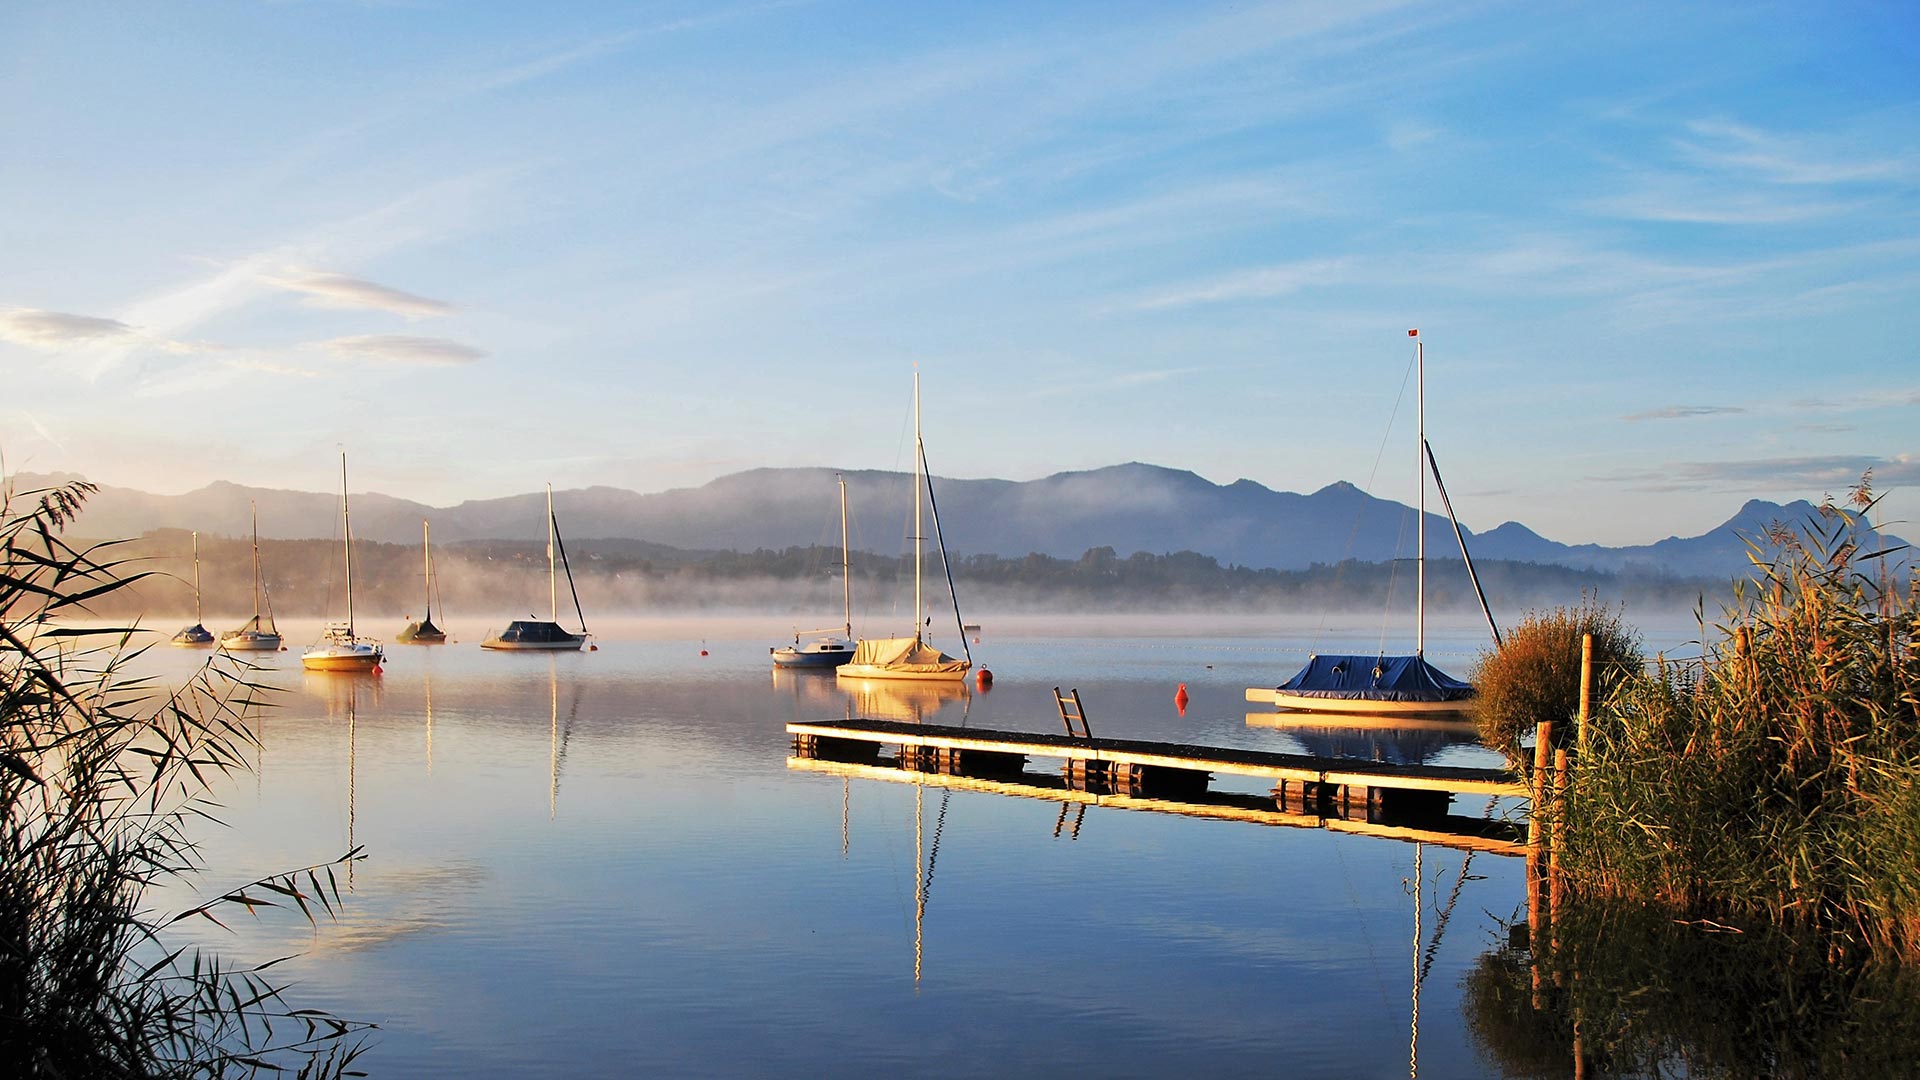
[396, 519, 447, 644]
[482, 485, 589, 652]
[1246, 331, 1499, 717]
[220, 503, 283, 651]
[171, 530, 215, 647]
[772, 474, 857, 669]
[302, 454, 384, 673]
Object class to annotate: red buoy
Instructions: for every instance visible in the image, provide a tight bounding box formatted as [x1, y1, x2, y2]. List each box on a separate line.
[975, 668, 993, 691]
[700, 649, 709, 657]
[1175, 682, 1189, 716]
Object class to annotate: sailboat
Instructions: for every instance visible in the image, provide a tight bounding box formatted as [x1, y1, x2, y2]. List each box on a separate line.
[219, 503, 283, 651]
[396, 520, 447, 644]
[481, 485, 590, 651]
[302, 453, 385, 673]
[1247, 331, 1495, 716]
[771, 474, 856, 669]
[170, 530, 215, 646]
[836, 372, 971, 683]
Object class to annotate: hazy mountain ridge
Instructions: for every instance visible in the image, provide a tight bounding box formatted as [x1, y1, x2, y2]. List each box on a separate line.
[15, 464, 1907, 581]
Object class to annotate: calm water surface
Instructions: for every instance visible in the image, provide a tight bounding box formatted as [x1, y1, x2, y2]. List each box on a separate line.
[141, 614, 1701, 1078]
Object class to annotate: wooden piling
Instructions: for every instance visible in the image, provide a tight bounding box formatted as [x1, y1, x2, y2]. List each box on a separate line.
[1576, 633, 1593, 759]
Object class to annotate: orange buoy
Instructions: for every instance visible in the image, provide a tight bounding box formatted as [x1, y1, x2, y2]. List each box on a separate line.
[1175, 682, 1189, 716]
[975, 668, 993, 690]
[589, 644, 599, 651]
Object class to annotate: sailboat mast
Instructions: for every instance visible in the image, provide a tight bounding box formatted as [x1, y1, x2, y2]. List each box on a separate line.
[341, 453, 355, 637]
[192, 530, 202, 624]
[250, 503, 263, 622]
[1416, 334, 1426, 658]
[913, 370, 924, 644]
[422, 519, 433, 620]
[839, 473, 851, 639]
[547, 484, 558, 624]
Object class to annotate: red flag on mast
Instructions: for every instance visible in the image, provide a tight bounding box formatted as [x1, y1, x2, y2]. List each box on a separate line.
[1407, 328, 1419, 337]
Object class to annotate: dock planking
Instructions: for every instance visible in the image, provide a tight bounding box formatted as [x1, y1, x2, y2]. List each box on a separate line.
[787, 717, 1527, 799]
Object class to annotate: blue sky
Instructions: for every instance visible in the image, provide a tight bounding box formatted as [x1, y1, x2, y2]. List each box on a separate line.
[2, 0, 1915, 546]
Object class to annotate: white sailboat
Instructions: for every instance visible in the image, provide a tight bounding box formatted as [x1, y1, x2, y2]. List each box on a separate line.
[837, 372, 971, 683]
[1247, 331, 1496, 715]
[771, 474, 856, 669]
[482, 484, 590, 651]
[396, 519, 447, 644]
[219, 503, 283, 651]
[170, 530, 215, 646]
[302, 454, 385, 673]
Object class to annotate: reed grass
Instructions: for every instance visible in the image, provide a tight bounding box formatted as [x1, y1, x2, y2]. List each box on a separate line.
[1557, 485, 1920, 963]
[1, 479, 371, 1077]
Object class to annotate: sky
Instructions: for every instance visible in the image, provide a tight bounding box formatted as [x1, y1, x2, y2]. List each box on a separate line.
[2, 0, 1916, 547]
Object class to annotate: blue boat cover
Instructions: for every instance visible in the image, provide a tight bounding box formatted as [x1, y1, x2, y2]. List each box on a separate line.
[1275, 654, 1474, 702]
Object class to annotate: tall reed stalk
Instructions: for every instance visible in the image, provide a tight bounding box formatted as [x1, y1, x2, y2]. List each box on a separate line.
[1, 479, 370, 1077]
[1559, 483, 1920, 962]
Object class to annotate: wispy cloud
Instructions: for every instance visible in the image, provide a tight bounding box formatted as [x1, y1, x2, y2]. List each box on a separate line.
[0, 309, 136, 348]
[267, 271, 454, 317]
[1581, 182, 1859, 225]
[1599, 454, 1920, 493]
[1622, 404, 1746, 421]
[1130, 257, 1355, 310]
[1675, 120, 1916, 186]
[319, 334, 485, 365]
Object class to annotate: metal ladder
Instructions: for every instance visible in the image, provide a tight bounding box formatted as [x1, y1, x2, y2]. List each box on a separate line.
[1053, 686, 1092, 739]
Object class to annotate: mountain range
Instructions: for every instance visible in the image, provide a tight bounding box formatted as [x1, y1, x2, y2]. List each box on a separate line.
[16, 463, 1907, 582]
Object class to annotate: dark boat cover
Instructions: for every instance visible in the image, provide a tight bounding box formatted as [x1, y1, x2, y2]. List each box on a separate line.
[494, 620, 583, 645]
[1275, 653, 1474, 702]
[398, 617, 445, 642]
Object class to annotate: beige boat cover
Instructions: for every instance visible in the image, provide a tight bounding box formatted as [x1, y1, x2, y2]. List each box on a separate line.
[848, 636, 969, 674]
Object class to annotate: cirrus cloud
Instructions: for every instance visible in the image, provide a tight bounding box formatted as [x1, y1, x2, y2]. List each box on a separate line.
[267, 271, 454, 318]
[1621, 404, 1747, 421]
[0, 308, 137, 348]
[320, 334, 485, 365]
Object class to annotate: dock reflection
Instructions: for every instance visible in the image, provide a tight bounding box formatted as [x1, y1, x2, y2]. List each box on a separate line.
[788, 756, 1523, 856]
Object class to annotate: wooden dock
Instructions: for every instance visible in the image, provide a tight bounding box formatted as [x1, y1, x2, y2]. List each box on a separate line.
[788, 717, 1529, 846]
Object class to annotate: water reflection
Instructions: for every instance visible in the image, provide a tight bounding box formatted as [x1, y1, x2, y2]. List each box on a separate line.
[1464, 902, 1920, 1078]
[841, 678, 971, 724]
[1247, 711, 1485, 766]
[769, 667, 848, 712]
[547, 656, 582, 819]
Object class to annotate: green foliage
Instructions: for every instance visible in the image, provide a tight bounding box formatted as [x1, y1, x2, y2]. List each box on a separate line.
[1469, 598, 1643, 761]
[1560, 488, 1920, 962]
[0, 479, 371, 1077]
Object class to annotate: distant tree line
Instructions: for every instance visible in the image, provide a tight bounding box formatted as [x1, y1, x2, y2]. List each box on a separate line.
[88, 530, 1729, 618]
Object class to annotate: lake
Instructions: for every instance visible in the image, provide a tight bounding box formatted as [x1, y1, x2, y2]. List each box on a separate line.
[141, 612, 1724, 1078]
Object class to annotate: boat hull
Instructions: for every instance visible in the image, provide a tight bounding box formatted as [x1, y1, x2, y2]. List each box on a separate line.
[301, 645, 384, 672]
[1244, 688, 1473, 716]
[480, 639, 585, 651]
[219, 632, 283, 651]
[772, 649, 854, 669]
